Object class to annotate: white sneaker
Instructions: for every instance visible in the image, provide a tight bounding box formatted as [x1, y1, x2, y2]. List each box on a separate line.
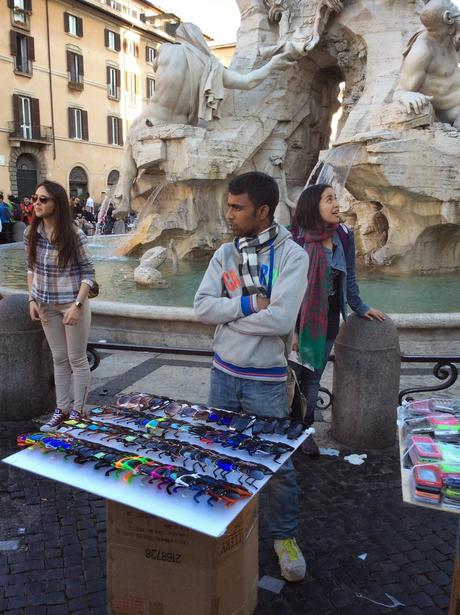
[274, 538, 306, 582]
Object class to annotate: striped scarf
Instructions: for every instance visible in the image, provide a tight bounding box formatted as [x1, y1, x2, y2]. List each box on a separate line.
[237, 224, 278, 295]
[292, 224, 338, 369]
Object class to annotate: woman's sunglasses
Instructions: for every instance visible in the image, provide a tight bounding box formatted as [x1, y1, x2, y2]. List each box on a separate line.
[31, 195, 53, 204]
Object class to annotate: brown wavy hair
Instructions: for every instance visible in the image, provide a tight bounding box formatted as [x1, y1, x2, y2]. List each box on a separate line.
[27, 180, 78, 270]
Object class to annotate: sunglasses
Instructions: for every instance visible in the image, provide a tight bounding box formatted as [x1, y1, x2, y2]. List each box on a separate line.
[31, 195, 53, 204]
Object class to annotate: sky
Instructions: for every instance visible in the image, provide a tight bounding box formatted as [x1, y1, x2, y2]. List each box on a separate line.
[155, 0, 460, 44]
[153, 0, 240, 44]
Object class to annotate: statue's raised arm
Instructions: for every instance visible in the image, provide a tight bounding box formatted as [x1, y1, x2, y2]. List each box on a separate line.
[113, 23, 294, 218]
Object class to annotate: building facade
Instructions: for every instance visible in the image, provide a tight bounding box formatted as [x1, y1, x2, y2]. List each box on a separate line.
[1, 0, 179, 203]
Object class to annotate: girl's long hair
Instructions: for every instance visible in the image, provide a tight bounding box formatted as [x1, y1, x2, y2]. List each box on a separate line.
[292, 184, 333, 232]
[28, 180, 78, 270]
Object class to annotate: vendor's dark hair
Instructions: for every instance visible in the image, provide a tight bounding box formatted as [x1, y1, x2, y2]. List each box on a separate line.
[228, 172, 279, 220]
[28, 180, 78, 270]
[292, 184, 333, 231]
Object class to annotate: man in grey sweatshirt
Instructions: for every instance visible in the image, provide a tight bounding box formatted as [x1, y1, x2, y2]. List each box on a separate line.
[194, 172, 309, 582]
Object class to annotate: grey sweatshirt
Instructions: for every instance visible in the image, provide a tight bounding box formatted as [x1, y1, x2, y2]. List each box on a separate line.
[194, 225, 309, 382]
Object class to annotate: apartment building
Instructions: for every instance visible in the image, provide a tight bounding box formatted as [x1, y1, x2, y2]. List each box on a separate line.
[1, 0, 180, 202]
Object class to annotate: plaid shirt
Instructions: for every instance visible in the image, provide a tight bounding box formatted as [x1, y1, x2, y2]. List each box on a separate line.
[24, 223, 95, 304]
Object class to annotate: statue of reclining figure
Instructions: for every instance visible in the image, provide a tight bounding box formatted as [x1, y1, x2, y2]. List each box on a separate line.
[113, 22, 292, 219]
[393, 0, 460, 127]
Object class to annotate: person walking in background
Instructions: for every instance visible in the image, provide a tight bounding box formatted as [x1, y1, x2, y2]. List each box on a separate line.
[0, 192, 13, 243]
[85, 193, 94, 212]
[23, 196, 33, 225]
[291, 184, 385, 455]
[24, 180, 97, 431]
[194, 172, 309, 582]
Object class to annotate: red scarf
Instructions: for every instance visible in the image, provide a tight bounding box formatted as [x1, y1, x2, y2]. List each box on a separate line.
[292, 224, 338, 369]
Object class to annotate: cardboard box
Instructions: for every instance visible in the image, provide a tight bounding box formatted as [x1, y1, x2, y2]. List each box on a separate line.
[107, 496, 259, 615]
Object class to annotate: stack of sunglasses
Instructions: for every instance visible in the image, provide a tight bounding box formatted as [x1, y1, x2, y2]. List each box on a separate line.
[111, 392, 308, 440]
[400, 398, 460, 511]
[18, 392, 312, 510]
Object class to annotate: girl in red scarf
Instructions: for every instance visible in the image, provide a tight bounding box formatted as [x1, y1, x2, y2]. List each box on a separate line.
[291, 184, 385, 455]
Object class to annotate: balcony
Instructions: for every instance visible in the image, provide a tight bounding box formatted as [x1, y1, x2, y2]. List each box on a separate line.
[8, 122, 53, 146]
[107, 85, 121, 100]
[14, 56, 32, 76]
[68, 73, 84, 91]
[11, 7, 30, 30]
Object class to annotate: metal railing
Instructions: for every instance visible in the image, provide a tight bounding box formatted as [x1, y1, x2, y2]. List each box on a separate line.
[68, 73, 84, 90]
[86, 342, 459, 409]
[14, 57, 32, 75]
[8, 121, 53, 143]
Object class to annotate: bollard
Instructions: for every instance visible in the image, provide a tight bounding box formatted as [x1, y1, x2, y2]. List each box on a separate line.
[12, 221, 26, 243]
[0, 293, 55, 420]
[331, 313, 400, 449]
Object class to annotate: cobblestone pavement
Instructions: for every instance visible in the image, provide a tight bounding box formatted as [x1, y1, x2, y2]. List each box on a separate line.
[1, 349, 458, 615]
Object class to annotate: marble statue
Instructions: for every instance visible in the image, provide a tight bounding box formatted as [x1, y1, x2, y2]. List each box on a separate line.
[113, 22, 292, 219]
[116, 0, 460, 275]
[393, 0, 460, 127]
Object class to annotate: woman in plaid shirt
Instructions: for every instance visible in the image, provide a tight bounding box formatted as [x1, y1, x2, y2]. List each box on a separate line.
[24, 180, 96, 432]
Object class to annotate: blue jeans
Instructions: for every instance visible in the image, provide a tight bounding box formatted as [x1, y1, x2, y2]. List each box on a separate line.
[295, 338, 335, 427]
[208, 368, 299, 539]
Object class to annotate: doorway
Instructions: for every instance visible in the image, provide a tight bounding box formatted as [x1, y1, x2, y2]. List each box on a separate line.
[16, 153, 38, 200]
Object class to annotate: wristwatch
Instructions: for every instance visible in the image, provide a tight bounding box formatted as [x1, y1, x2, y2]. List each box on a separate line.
[75, 300, 83, 309]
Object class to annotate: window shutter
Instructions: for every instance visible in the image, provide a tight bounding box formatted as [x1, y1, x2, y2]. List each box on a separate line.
[107, 116, 113, 144]
[104, 29, 109, 47]
[10, 30, 17, 56]
[125, 71, 128, 90]
[115, 33, 121, 52]
[145, 45, 149, 62]
[64, 12, 69, 33]
[13, 95, 21, 130]
[7, 0, 15, 8]
[76, 16, 83, 37]
[134, 75, 138, 94]
[68, 107, 75, 138]
[24, 0, 32, 10]
[66, 50, 72, 73]
[118, 117, 123, 146]
[31, 97, 40, 138]
[115, 68, 120, 88]
[106, 65, 110, 86]
[27, 36, 35, 61]
[78, 54, 84, 76]
[82, 110, 88, 141]
[134, 43, 139, 57]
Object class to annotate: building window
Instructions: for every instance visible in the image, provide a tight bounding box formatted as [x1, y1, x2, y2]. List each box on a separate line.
[105, 29, 120, 51]
[108, 116, 123, 146]
[69, 166, 88, 197]
[125, 39, 138, 57]
[107, 169, 120, 187]
[145, 46, 156, 64]
[10, 30, 34, 75]
[146, 77, 155, 100]
[67, 50, 84, 89]
[11, 94, 41, 140]
[107, 66, 120, 99]
[68, 107, 88, 140]
[64, 12, 83, 37]
[9, 0, 32, 27]
[126, 72, 138, 105]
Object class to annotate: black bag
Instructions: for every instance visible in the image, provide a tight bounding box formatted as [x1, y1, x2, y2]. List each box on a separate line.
[287, 367, 308, 423]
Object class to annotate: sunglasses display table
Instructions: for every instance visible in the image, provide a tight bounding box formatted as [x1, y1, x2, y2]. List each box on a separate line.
[4, 398, 313, 615]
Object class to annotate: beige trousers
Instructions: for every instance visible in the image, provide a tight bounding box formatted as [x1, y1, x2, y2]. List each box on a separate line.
[41, 301, 91, 413]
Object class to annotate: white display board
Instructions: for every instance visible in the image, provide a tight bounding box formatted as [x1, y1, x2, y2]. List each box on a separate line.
[3, 416, 312, 537]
